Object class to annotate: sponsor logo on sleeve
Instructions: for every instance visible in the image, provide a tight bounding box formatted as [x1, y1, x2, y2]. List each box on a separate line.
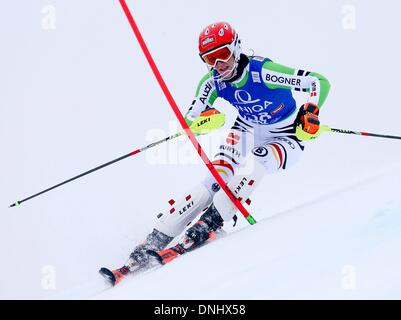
[310, 81, 317, 97]
[199, 82, 213, 104]
[265, 73, 301, 87]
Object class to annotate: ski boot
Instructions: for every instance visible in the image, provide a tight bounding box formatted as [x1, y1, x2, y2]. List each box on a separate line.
[129, 228, 174, 266]
[150, 204, 224, 264]
[99, 228, 173, 286]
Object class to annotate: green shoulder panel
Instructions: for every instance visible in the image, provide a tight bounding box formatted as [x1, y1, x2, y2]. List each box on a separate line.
[263, 61, 296, 75]
[208, 88, 218, 105]
[195, 71, 213, 96]
[195, 71, 218, 105]
[262, 61, 296, 90]
[262, 61, 331, 107]
[231, 71, 249, 89]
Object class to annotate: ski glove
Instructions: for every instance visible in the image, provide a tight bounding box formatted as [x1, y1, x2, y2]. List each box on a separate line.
[187, 109, 225, 136]
[295, 102, 321, 141]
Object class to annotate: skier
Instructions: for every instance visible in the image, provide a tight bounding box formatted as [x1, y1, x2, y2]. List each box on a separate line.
[106, 22, 330, 283]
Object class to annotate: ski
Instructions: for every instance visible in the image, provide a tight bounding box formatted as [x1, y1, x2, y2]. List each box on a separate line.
[99, 229, 224, 286]
[147, 230, 219, 265]
[99, 267, 118, 286]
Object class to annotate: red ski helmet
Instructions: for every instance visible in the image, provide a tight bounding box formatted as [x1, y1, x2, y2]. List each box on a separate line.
[198, 22, 241, 67]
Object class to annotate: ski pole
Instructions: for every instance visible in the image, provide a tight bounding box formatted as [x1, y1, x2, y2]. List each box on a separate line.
[321, 125, 401, 140]
[9, 131, 185, 208]
[9, 111, 225, 208]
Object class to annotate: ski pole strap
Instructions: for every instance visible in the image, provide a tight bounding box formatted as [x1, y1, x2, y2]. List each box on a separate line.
[321, 125, 401, 140]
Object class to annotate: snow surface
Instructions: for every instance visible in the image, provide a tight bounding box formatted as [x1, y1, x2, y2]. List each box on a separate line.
[1, 0, 401, 299]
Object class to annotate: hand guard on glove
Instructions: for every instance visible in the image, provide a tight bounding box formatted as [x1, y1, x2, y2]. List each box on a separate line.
[295, 102, 321, 141]
[185, 108, 225, 136]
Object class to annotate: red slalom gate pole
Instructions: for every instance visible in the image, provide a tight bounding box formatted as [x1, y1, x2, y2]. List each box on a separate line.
[119, 0, 256, 224]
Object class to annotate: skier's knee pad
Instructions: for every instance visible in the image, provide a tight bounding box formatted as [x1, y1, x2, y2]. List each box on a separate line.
[201, 160, 236, 197]
[154, 184, 213, 238]
[251, 137, 304, 174]
[213, 159, 266, 221]
[201, 129, 252, 197]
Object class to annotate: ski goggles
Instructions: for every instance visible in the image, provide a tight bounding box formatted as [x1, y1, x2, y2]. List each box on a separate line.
[200, 45, 233, 67]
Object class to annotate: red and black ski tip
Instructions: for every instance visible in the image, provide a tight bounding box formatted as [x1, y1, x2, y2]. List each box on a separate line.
[100, 265, 131, 286]
[99, 267, 117, 286]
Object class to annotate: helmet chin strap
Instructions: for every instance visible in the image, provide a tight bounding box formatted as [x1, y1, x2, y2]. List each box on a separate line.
[209, 53, 240, 81]
[213, 60, 238, 81]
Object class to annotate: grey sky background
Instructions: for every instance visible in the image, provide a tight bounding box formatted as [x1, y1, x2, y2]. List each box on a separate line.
[1, 0, 400, 298]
